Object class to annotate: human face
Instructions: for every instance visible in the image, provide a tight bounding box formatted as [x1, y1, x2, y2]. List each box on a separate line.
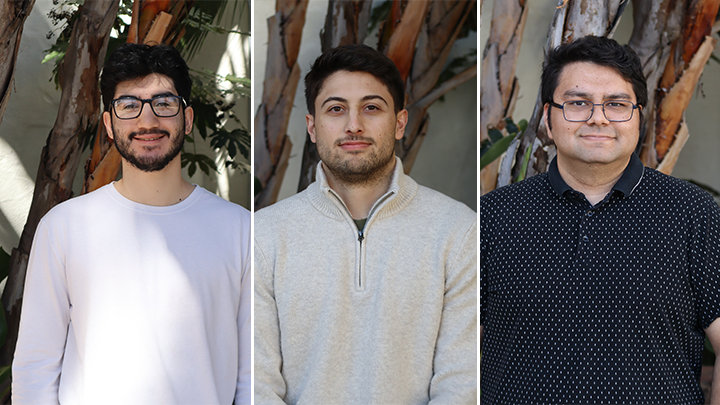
[544, 62, 640, 170]
[306, 70, 408, 186]
[102, 73, 193, 172]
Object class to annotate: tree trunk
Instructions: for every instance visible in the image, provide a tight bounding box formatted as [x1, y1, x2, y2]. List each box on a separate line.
[254, 0, 309, 209]
[395, 0, 477, 173]
[0, 0, 37, 130]
[496, 0, 628, 188]
[636, 0, 720, 173]
[297, 0, 373, 193]
[479, 0, 527, 194]
[0, 0, 120, 366]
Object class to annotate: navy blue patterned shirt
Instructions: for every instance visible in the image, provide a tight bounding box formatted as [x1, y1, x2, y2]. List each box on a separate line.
[480, 154, 720, 404]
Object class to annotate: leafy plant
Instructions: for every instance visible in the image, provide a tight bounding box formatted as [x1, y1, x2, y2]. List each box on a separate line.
[481, 117, 526, 170]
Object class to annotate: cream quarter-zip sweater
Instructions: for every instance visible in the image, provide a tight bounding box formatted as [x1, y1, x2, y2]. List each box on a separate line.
[254, 158, 477, 405]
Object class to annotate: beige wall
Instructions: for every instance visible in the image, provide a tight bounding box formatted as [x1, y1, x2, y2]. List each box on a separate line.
[0, 3, 251, 253]
[481, 0, 720, 197]
[253, 0, 478, 211]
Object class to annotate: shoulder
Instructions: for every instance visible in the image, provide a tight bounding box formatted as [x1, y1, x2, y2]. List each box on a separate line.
[255, 188, 312, 224]
[638, 168, 718, 209]
[193, 186, 250, 219]
[481, 172, 551, 215]
[41, 184, 115, 225]
[413, 184, 476, 223]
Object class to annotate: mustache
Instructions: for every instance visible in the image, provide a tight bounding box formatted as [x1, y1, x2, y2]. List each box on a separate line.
[335, 135, 375, 146]
[129, 129, 170, 140]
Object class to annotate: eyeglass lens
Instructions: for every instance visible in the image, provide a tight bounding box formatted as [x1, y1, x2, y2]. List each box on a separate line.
[113, 96, 182, 119]
[563, 100, 634, 122]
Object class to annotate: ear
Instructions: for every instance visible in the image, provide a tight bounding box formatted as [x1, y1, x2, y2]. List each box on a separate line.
[543, 103, 553, 141]
[102, 111, 114, 140]
[394, 109, 408, 140]
[306, 114, 317, 143]
[183, 106, 194, 135]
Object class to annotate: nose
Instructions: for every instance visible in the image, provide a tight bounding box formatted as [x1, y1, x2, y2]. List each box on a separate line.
[344, 110, 363, 134]
[136, 102, 160, 128]
[586, 103, 610, 126]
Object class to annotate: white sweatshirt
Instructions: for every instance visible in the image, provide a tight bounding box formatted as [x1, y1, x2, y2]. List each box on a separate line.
[13, 184, 251, 404]
[254, 158, 477, 404]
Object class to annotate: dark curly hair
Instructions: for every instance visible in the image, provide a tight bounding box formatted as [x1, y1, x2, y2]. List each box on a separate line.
[541, 36, 647, 127]
[100, 43, 191, 111]
[304, 44, 405, 116]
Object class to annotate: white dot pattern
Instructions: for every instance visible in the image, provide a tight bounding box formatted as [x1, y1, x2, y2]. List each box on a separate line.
[480, 156, 720, 404]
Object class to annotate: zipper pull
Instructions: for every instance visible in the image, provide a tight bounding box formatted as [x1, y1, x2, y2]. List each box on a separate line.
[358, 230, 364, 242]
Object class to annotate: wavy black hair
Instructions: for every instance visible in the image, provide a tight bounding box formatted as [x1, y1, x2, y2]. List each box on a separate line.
[304, 44, 405, 116]
[100, 43, 191, 111]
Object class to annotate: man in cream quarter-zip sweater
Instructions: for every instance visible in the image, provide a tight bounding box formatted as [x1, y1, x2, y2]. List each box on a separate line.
[254, 44, 477, 404]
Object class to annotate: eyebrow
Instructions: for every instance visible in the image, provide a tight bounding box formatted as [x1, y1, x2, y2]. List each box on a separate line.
[116, 91, 177, 99]
[320, 94, 389, 108]
[563, 89, 633, 100]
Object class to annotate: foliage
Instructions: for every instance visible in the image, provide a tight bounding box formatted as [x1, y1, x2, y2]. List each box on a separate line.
[481, 117, 526, 170]
[41, 0, 251, 179]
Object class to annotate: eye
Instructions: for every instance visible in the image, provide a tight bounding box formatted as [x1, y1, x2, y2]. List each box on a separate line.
[116, 98, 140, 110]
[567, 100, 590, 107]
[365, 105, 380, 111]
[606, 101, 630, 108]
[328, 106, 344, 113]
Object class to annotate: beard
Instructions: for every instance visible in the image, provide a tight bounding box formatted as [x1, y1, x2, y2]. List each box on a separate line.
[317, 134, 397, 186]
[112, 119, 185, 173]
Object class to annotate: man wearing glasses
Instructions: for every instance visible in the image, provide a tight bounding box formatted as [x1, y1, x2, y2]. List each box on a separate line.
[481, 36, 720, 404]
[12, 44, 251, 404]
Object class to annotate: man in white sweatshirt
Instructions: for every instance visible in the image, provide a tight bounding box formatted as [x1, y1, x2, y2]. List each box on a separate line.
[254, 44, 477, 404]
[12, 43, 251, 404]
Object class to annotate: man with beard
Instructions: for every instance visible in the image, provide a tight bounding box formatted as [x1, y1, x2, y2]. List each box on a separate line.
[254, 44, 477, 404]
[12, 44, 251, 404]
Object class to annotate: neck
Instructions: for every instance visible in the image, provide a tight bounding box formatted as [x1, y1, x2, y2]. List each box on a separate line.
[324, 161, 395, 219]
[114, 157, 194, 206]
[557, 156, 629, 206]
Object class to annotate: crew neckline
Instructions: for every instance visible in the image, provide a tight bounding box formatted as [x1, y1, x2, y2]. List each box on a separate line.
[104, 182, 202, 214]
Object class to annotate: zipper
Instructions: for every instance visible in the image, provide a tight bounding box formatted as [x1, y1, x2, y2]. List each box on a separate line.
[327, 190, 395, 291]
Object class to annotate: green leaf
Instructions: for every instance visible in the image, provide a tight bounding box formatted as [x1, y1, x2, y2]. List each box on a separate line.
[0, 365, 10, 385]
[518, 119, 529, 132]
[480, 133, 516, 170]
[487, 127, 503, 143]
[516, 144, 534, 182]
[188, 162, 197, 178]
[504, 118, 519, 135]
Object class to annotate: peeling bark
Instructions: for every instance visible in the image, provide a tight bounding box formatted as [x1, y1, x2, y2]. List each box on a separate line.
[480, 0, 527, 194]
[254, 0, 309, 209]
[1, 0, 120, 366]
[0, 0, 37, 130]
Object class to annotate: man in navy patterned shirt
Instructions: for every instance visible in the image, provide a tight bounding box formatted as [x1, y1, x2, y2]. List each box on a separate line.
[480, 36, 720, 404]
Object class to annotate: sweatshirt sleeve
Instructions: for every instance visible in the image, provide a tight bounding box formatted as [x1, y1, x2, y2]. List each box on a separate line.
[12, 218, 70, 404]
[429, 218, 478, 404]
[235, 229, 252, 404]
[253, 238, 288, 405]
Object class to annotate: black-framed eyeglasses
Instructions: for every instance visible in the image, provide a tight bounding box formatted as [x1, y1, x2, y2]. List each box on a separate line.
[110, 95, 186, 120]
[550, 100, 640, 122]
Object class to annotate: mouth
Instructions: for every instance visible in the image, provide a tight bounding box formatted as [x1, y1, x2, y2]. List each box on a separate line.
[580, 134, 615, 141]
[130, 131, 170, 143]
[338, 138, 373, 151]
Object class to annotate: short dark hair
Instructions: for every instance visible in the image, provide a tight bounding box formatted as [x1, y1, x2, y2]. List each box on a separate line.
[100, 43, 191, 112]
[304, 44, 405, 116]
[541, 35, 647, 114]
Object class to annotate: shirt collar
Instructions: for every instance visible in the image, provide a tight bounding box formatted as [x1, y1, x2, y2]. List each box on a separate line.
[548, 153, 645, 198]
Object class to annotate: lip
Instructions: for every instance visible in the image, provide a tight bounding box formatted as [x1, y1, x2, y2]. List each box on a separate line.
[580, 135, 615, 141]
[132, 134, 167, 143]
[339, 141, 371, 151]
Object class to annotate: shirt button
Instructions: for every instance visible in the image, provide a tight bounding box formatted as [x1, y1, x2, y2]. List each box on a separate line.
[587, 211, 593, 217]
[583, 235, 589, 242]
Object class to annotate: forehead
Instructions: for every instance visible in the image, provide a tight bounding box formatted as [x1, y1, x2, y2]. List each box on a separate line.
[114, 73, 177, 98]
[316, 71, 393, 105]
[555, 62, 635, 100]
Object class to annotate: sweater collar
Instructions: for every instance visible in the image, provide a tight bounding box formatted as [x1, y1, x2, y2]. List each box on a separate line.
[307, 156, 418, 221]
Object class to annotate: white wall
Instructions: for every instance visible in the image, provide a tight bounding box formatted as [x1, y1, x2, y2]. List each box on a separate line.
[253, 0, 478, 210]
[0, 2, 252, 253]
[481, 1, 720, 197]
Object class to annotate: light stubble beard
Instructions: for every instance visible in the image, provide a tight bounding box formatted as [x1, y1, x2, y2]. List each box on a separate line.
[111, 118, 185, 173]
[318, 134, 397, 187]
